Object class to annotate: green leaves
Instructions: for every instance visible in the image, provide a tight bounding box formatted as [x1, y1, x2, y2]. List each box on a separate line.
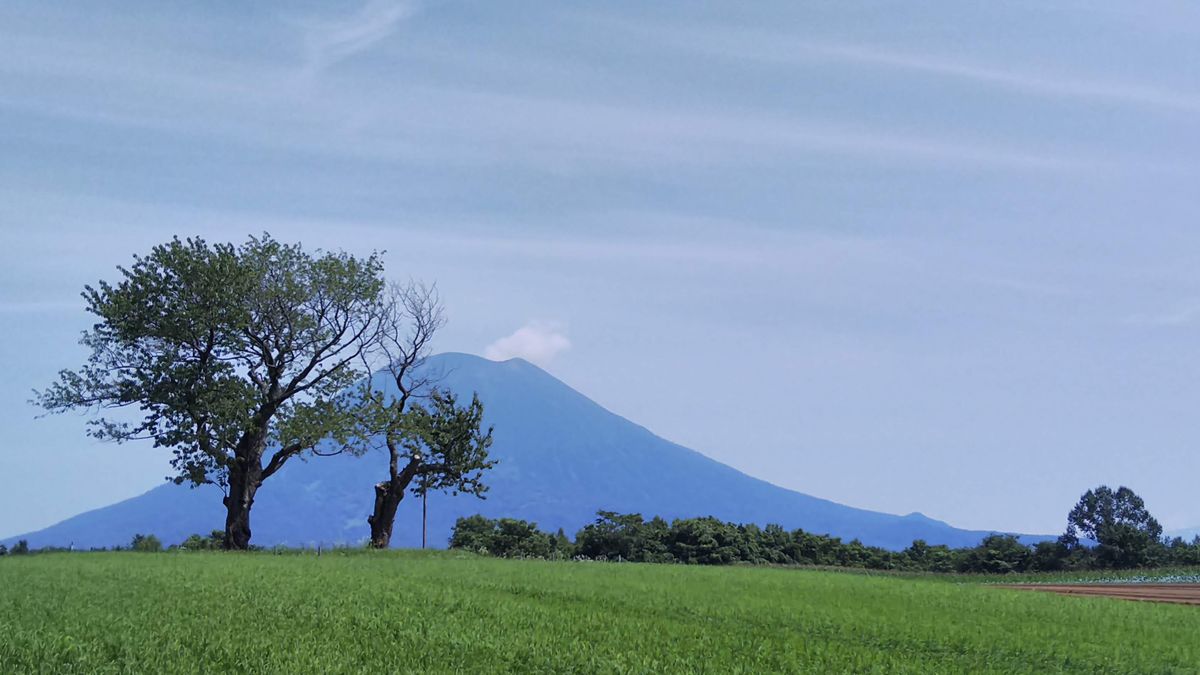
[1065, 485, 1164, 568]
[34, 233, 390, 493]
[405, 391, 496, 498]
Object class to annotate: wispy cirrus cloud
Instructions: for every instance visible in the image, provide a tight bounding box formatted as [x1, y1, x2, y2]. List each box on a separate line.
[615, 21, 1200, 114]
[301, 0, 417, 74]
[778, 40, 1200, 114]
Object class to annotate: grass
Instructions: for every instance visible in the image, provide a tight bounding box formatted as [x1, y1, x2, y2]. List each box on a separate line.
[2, 551, 1198, 673]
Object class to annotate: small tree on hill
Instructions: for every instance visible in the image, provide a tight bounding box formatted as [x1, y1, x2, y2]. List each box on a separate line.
[1064, 485, 1163, 568]
[11, 540, 29, 555]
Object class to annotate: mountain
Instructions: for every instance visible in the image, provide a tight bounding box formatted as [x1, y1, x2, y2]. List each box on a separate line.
[3, 353, 1045, 551]
[1169, 527, 1200, 542]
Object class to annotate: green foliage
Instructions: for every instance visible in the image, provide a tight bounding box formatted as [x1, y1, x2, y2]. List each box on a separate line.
[955, 534, 1030, 574]
[130, 534, 162, 553]
[902, 540, 955, 573]
[404, 391, 495, 498]
[447, 516, 561, 559]
[575, 512, 671, 562]
[1065, 485, 1164, 569]
[34, 234, 392, 548]
[11, 540, 29, 556]
[35, 233, 387, 490]
[453, 509, 1200, 575]
[1028, 540, 1072, 572]
[0, 544, 6, 556]
[179, 531, 226, 551]
[2, 552, 1199, 672]
[447, 514, 496, 553]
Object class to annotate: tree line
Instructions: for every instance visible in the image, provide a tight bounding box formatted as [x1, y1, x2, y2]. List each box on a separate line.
[5, 484, 1190, 572]
[448, 486, 1198, 573]
[33, 234, 495, 551]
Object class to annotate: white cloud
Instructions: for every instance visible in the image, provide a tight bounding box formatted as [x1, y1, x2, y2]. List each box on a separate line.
[611, 20, 1200, 114]
[484, 321, 571, 366]
[302, 0, 416, 73]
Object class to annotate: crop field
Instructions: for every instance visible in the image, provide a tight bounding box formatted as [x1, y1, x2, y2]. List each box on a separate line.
[2, 552, 1199, 673]
[1007, 584, 1200, 605]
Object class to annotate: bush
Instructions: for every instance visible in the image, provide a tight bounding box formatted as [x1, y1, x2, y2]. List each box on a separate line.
[575, 512, 670, 563]
[449, 516, 557, 559]
[448, 515, 496, 554]
[130, 534, 162, 552]
[180, 530, 225, 551]
[956, 534, 1030, 574]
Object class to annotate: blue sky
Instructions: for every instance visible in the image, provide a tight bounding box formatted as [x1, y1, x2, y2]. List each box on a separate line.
[2, 1, 1199, 538]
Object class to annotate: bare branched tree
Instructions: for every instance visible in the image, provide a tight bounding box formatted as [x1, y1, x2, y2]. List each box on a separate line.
[351, 282, 495, 549]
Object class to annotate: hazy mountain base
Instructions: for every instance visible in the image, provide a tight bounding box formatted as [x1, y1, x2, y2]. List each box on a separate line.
[3, 353, 1049, 551]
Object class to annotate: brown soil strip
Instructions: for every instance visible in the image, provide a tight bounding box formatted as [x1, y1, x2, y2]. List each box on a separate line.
[1006, 584, 1200, 605]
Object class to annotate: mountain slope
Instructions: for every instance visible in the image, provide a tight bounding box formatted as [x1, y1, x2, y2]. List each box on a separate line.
[1170, 527, 1200, 542]
[3, 353, 1042, 550]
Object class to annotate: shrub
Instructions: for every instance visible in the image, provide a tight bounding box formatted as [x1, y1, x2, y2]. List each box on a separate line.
[180, 530, 225, 551]
[130, 534, 163, 552]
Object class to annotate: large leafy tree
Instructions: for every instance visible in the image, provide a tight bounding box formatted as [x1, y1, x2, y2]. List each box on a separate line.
[351, 284, 495, 549]
[1064, 485, 1163, 568]
[36, 234, 388, 549]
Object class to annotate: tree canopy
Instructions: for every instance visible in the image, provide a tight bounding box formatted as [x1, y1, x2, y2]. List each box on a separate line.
[1065, 485, 1164, 568]
[36, 234, 390, 548]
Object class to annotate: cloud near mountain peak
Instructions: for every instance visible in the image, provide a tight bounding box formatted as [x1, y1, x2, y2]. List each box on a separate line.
[484, 321, 571, 366]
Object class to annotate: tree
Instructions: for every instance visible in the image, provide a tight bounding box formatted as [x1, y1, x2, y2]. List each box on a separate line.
[36, 235, 389, 549]
[1028, 540, 1071, 572]
[11, 540, 29, 555]
[448, 515, 496, 553]
[956, 534, 1030, 574]
[492, 518, 553, 558]
[351, 284, 495, 549]
[130, 534, 162, 552]
[0, 543, 7, 556]
[363, 389, 494, 548]
[1064, 485, 1163, 568]
[575, 511, 672, 563]
[447, 515, 553, 558]
[180, 530, 226, 551]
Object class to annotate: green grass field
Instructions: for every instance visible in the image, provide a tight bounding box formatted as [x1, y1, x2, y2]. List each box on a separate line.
[2, 551, 1197, 673]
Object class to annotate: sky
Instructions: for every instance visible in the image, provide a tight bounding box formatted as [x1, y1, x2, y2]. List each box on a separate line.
[2, 1, 1200, 539]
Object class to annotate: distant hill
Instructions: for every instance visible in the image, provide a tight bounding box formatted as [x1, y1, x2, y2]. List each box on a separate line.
[3, 353, 1047, 551]
[1169, 527, 1200, 542]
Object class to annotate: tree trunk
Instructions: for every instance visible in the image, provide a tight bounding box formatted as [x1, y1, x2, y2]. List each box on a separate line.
[368, 480, 404, 549]
[367, 458, 421, 549]
[223, 456, 263, 551]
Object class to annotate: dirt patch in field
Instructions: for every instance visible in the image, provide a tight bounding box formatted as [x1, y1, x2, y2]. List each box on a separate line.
[1006, 584, 1200, 605]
